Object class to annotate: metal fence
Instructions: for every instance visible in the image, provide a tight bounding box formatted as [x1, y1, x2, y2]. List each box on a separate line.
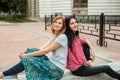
[45, 13, 120, 47]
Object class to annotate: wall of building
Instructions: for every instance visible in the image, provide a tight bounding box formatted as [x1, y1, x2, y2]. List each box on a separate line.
[39, 0, 52, 17]
[39, 0, 72, 17]
[27, 0, 120, 18]
[88, 0, 120, 15]
[27, 0, 39, 18]
[72, 0, 88, 15]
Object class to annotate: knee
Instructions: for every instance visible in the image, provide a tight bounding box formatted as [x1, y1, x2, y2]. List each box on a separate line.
[103, 65, 112, 71]
[104, 65, 110, 68]
[22, 56, 31, 63]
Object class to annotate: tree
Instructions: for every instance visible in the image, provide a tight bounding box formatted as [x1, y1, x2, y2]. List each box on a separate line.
[0, 0, 27, 20]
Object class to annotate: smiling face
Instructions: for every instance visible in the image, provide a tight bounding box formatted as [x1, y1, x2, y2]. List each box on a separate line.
[69, 18, 78, 33]
[51, 16, 66, 35]
[53, 19, 63, 32]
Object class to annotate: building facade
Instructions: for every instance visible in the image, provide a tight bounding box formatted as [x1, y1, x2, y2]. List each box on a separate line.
[26, 0, 39, 18]
[27, 0, 120, 18]
[39, 0, 72, 17]
[72, 0, 88, 15]
[88, 0, 120, 15]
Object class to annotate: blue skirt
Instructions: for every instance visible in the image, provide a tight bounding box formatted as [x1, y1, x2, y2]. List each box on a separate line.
[22, 48, 64, 80]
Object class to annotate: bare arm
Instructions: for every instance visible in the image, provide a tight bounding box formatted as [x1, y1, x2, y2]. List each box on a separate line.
[86, 39, 93, 51]
[86, 39, 95, 61]
[19, 41, 61, 58]
[38, 40, 52, 49]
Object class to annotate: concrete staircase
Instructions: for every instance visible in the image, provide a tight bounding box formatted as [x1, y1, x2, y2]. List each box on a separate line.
[1, 61, 120, 80]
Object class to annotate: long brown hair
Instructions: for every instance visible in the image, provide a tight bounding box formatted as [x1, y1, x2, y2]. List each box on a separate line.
[51, 16, 66, 36]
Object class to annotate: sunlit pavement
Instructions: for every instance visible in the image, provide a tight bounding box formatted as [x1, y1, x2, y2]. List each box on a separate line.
[0, 21, 120, 80]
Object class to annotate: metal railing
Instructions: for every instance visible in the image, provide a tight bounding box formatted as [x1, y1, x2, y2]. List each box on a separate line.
[45, 13, 120, 47]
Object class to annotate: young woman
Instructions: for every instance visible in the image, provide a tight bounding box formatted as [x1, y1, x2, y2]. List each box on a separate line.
[0, 16, 68, 80]
[65, 15, 120, 80]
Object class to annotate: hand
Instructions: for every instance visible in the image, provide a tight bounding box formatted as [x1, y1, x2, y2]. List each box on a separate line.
[19, 53, 27, 59]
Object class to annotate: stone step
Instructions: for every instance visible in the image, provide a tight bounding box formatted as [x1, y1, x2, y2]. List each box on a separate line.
[17, 61, 120, 80]
[17, 73, 26, 80]
[61, 61, 120, 80]
[1, 75, 17, 80]
[1, 61, 120, 80]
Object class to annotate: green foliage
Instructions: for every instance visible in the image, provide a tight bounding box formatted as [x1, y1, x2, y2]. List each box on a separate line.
[5, 13, 17, 21]
[0, 17, 37, 23]
[0, 0, 27, 20]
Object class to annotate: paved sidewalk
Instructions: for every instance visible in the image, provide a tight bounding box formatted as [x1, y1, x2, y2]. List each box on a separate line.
[0, 21, 120, 79]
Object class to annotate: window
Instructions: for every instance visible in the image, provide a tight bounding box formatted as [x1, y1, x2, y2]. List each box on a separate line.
[74, 0, 81, 8]
[73, 0, 87, 8]
[82, 0, 87, 7]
